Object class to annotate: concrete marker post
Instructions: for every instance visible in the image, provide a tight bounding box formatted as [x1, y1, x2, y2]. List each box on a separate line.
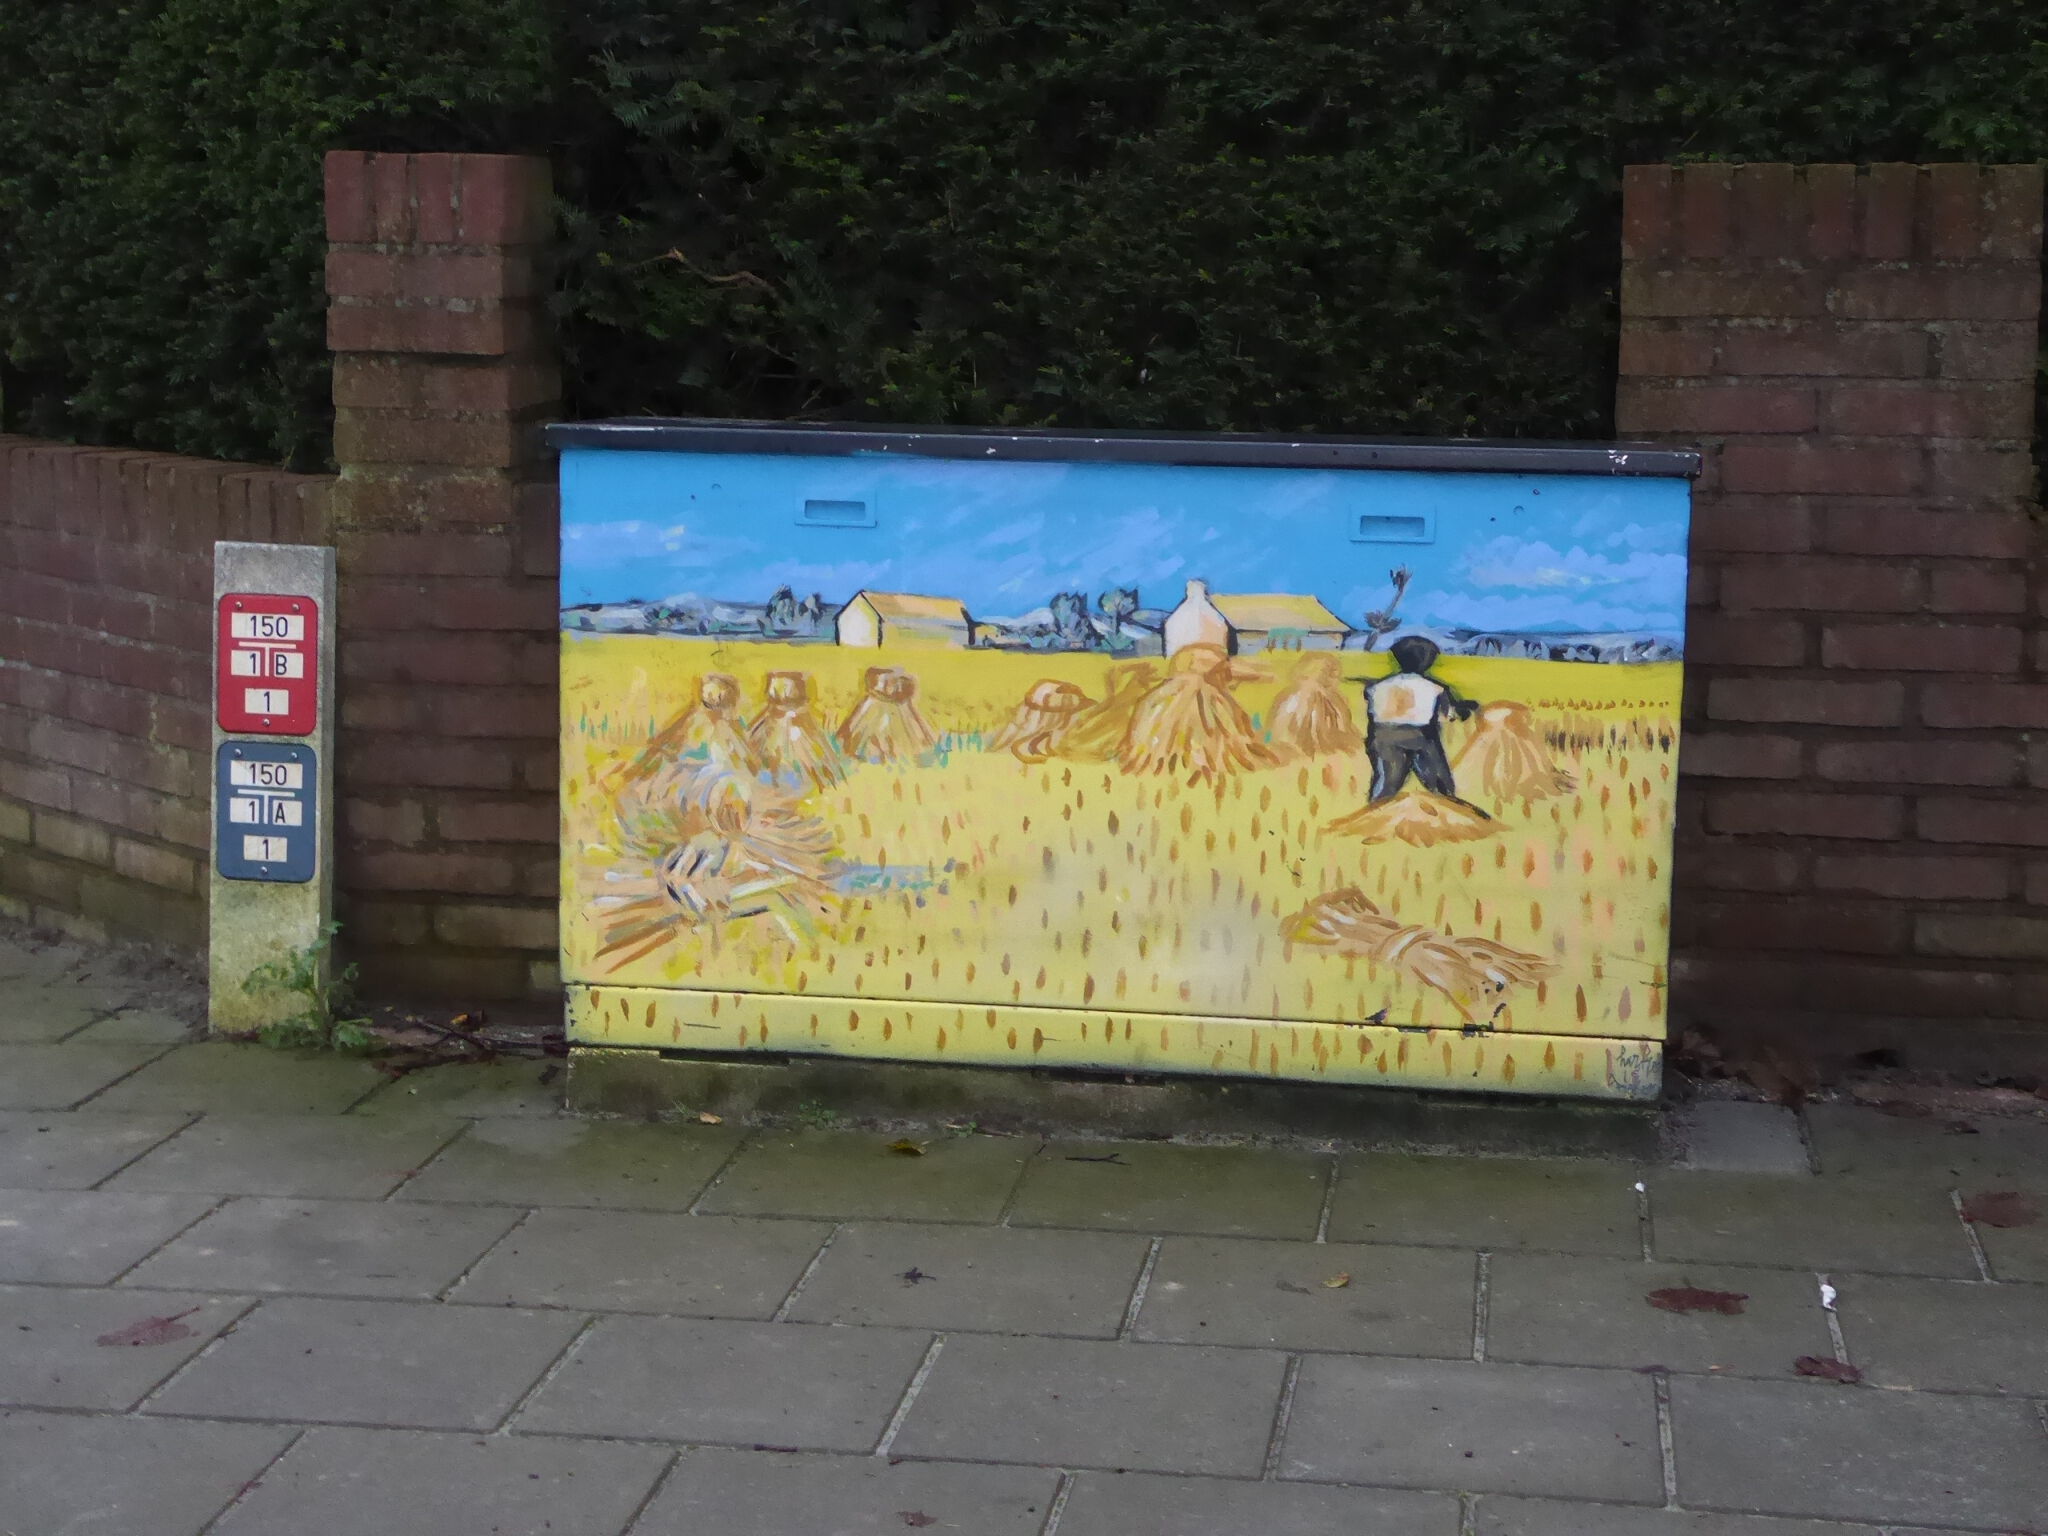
[208, 541, 337, 1035]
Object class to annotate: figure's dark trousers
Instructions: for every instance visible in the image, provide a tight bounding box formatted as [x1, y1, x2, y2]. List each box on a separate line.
[1367, 723, 1457, 801]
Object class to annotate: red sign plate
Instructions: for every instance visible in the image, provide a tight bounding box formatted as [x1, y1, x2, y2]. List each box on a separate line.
[216, 594, 318, 735]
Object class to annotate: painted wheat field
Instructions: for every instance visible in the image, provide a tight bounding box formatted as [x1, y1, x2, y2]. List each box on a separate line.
[561, 634, 1679, 1040]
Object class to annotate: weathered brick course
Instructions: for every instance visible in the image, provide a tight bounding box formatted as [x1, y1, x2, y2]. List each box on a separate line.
[1622, 160, 2045, 1052]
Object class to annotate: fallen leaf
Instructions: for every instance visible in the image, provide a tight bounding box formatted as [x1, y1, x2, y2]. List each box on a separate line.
[900, 1267, 933, 1285]
[1322, 1272, 1352, 1289]
[899, 1515, 938, 1529]
[887, 1139, 926, 1156]
[96, 1308, 200, 1347]
[1960, 1191, 2041, 1228]
[696, 1112, 724, 1125]
[1647, 1286, 1748, 1316]
[1793, 1356, 1862, 1384]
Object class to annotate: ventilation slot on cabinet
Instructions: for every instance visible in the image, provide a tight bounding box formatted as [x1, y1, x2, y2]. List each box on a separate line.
[800, 498, 875, 528]
[1351, 512, 1434, 544]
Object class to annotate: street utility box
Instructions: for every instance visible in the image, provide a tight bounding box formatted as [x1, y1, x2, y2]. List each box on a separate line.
[549, 422, 1698, 1101]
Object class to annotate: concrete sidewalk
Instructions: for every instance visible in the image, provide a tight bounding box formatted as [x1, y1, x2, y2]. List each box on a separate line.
[2, 932, 2046, 1535]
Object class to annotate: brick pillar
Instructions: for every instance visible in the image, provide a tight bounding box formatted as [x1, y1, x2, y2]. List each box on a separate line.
[1619, 162, 2047, 1061]
[324, 151, 561, 1000]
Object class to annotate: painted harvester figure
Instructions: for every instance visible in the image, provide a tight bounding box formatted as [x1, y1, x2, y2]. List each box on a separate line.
[836, 666, 939, 764]
[1326, 635, 1494, 845]
[748, 671, 846, 790]
[1362, 636, 1474, 801]
[1119, 643, 1276, 784]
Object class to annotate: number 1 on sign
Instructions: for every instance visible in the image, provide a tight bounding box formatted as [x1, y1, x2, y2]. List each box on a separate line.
[243, 688, 289, 714]
[241, 835, 290, 862]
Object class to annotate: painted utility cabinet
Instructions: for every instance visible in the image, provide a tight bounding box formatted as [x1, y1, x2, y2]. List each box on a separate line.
[551, 423, 1698, 1101]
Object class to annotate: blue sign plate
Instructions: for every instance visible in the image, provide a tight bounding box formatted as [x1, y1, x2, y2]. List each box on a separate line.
[215, 740, 316, 883]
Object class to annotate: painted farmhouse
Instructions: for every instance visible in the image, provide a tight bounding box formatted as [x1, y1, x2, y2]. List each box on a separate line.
[1163, 579, 1349, 655]
[836, 591, 973, 648]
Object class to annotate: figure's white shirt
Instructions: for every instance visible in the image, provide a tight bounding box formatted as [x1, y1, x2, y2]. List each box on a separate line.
[1367, 675, 1444, 726]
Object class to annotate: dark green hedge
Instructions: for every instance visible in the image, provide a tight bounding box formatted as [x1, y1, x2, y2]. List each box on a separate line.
[3, 0, 2044, 467]
[0, 1, 550, 468]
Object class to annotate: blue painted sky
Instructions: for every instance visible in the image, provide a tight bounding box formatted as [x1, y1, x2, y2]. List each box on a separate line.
[560, 447, 1692, 637]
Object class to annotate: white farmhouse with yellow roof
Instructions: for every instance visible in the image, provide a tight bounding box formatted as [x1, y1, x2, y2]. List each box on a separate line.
[835, 590, 974, 648]
[1163, 579, 1349, 656]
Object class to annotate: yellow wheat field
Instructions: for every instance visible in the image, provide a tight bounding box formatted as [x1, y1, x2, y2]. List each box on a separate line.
[560, 634, 1679, 1040]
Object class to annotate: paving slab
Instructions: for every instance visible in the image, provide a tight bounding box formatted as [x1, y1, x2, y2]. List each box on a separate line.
[1806, 1103, 2048, 1186]
[0, 1042, 165, 1108]
[0, 987, 109, 1042]
[1964, 1180, 2048, 1281]
[0, 1284, 246, 1410]
[1326, 1153, 1644, 1256]
[1678, 1102, 1809, 1174]
[517, 1315, 931, 1450]
[0, 937, 90, 984]
[695, 1130, 1032, 1223]
[146, 1296, 586, 1430]
[0, 1108, 191, 1188]
[1671, 1374, 2048, 1528]
[79, 1041, 385, 1114]
[634, 1447, 1059, 1535]
[0, 1187, 216, 1283]
[0, 1408, 293, 1536]
[1835, 1273, 2048, 1394]
[786, 1221, 1149, 1337]
[450, 1209, 829, 1317]
[1005, 1141, 1331, 1239]
[68, 1007, 202, 1044]
[1133, 1236, 1475, 1356]
[1473, 1497, 1883, 1535]
[1486, 1254, 1834, 1376]
[891, 1334, 1287, 1476]
[122, 1196, 525, 1299]
[350, 1058, 568, 1118]
[1058, 1469, 1460, 1535]
[103, 1114, 466, 1200]
[1280, 1356, 1662, 1502]
[208, 1425, 669, 1536]
[396, 1117, 742, 1210]
[1648, 1173, 1975, 1277]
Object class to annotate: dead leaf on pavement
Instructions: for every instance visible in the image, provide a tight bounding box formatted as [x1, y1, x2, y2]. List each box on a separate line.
[900, 1267, 933, 1285]
[1647, 1286, 1748, 1316]
[887, 1139, 926, 1156]
[899, 1515, 938, 1529]
[1960, 1191, 2041, 1228]
[1794, 1356, 1862, 1384]
[696, 1112, 723, 1125]
[1322, 1272, 1352, 1289]
[96, 1308, 200, 1347]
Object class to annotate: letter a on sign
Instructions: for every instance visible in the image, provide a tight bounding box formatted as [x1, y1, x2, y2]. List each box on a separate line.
[217, 595, 318, 734]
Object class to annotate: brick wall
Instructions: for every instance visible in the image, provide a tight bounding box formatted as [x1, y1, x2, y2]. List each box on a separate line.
[0, 443, 332, 946]
[1620, 162, 2048, 1064]
[323, 150, 563, 1000]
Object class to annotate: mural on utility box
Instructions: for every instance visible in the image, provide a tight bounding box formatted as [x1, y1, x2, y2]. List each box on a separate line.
[560, 449, 1690, 1096]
